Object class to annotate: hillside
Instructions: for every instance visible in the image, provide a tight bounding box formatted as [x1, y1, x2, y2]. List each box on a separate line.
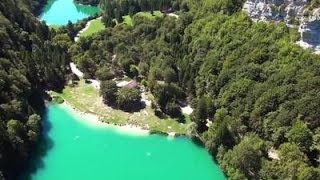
[69, 0, 320, 178]
[0, 0, 320, 179]
[243, 0, 320, 52]
[0, 0, 68, 179]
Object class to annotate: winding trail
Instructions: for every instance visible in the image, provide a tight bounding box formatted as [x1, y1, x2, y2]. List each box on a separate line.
[167, 13, 179, 19]
[70, 62, 83, 77]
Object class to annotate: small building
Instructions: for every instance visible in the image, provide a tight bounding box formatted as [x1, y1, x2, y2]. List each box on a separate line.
[124, 80, 138, 89]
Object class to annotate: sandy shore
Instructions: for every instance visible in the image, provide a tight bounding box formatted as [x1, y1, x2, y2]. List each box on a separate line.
[60, 102, 150, 136]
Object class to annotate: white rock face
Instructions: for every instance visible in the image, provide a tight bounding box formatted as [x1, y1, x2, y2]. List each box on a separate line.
[298, 19, 320, 52]
[243, 0, 320, 53]
[243, 0, 307, 23]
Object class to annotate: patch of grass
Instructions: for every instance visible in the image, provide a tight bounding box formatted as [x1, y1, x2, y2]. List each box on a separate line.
[51, 80, 190, 134]
[153, 11, 164, 18]
[81, 18, 105, 37]
[184, 114, 192, 124]
[122, 11, 164, 27]
[122, 15, 133, 26]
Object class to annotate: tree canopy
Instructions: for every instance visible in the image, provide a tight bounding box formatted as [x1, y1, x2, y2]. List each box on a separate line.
[2, 0, 320, 179]
[0, 0, 68, 178]
[68, 0, 320, 178]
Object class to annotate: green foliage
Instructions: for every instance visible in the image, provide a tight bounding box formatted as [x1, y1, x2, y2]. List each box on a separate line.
[67, 0, 320, 178]
[26, 114, 41, 142]
[81, 18, 106, 37]
[52, 33, 73, 49]
[0, 0, 68, 178]
[259, 143, 320, 179]
[163, 68, 178, 83]
[286, 120, 313, 152]
[95, 66, 116, 81]
[6, 120, 25, 138]
[278, 143, 314, 179]
[52, 95, 65, 104]
[192, 96, 208, 132]
[219, 134, 265, 179]
[100, 0, 177, 25]
[100, 80, 118, 104]
[153, 83, 184, 117]
[116, 87, 141, 111]
[164, 101, 181, 118]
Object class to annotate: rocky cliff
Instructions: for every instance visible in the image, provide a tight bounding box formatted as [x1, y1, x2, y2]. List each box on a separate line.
[243, 0, 320, 53]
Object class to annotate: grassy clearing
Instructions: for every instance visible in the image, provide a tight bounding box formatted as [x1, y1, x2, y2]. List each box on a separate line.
[122, 11, 164, 26]
[51, 80, 191, 134]
[81, 18, 105, 37]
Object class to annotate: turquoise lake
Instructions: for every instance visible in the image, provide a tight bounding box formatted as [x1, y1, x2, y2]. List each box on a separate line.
[40, 0, 100, 25]
[26, 104, 225, 180]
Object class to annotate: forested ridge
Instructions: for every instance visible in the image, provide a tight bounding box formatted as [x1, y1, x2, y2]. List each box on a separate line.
[70, 0, 320, 179]
[0, 0, 68, 179]
[1, 0, 320, 179]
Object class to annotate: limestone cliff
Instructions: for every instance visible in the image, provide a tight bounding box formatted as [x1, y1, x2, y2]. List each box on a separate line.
[243, 0, 320, 52]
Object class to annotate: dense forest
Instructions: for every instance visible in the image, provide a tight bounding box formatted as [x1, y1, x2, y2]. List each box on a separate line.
[0, 0, 68, 179]
[69, 0, 320, 179]
[1, 0, 320, 179]
[100, 0, 183, 26]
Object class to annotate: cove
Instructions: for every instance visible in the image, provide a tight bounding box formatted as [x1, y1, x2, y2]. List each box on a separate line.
[40, 0, 100, 26]
[25, 104, 225, 180]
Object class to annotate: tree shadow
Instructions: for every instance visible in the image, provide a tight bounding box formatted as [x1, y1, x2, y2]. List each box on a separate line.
[191, 136, 205, 148]
[153, 108, 186, 123]
[103, 100, 146, 113]
[154, 109, 168, 119]
[177, 115, 186, 123]
[17, 109, 55, 180]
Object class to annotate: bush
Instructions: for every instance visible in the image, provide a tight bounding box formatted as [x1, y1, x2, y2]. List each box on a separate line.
[52, 95, 64, 104]
[116, 87, 141, 111]
[100, 80, 118, 104]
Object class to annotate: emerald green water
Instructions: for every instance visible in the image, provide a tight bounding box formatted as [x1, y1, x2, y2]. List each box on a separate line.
[27, 104, 225, 179]
[40, 0, 100, 25]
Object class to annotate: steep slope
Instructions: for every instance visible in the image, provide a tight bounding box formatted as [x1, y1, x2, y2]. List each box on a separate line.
[70, 0, 320, 178]
[243, 0, 320, 52]
[0, 0, 68, 179]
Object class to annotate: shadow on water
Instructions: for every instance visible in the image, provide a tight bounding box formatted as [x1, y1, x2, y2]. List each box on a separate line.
[75, 3, 100, 15]
[18, 108, 54, 180]
[191, 136, 205, 148]
[191, 137, 222, 168]
[40, 0, 58, 15]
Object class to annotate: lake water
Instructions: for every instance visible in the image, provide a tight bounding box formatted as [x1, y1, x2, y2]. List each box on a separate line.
[25, 104, 225, 180]
[40, 0, 100, 25]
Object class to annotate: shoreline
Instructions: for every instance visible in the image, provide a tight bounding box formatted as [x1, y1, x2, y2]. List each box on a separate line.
[59, 101, 151, 136]
[48, 79, 187, 137]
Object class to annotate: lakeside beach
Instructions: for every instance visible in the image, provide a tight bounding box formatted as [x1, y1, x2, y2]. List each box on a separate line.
[49, 79, 190, 135]
[60, 101, 150, 136]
